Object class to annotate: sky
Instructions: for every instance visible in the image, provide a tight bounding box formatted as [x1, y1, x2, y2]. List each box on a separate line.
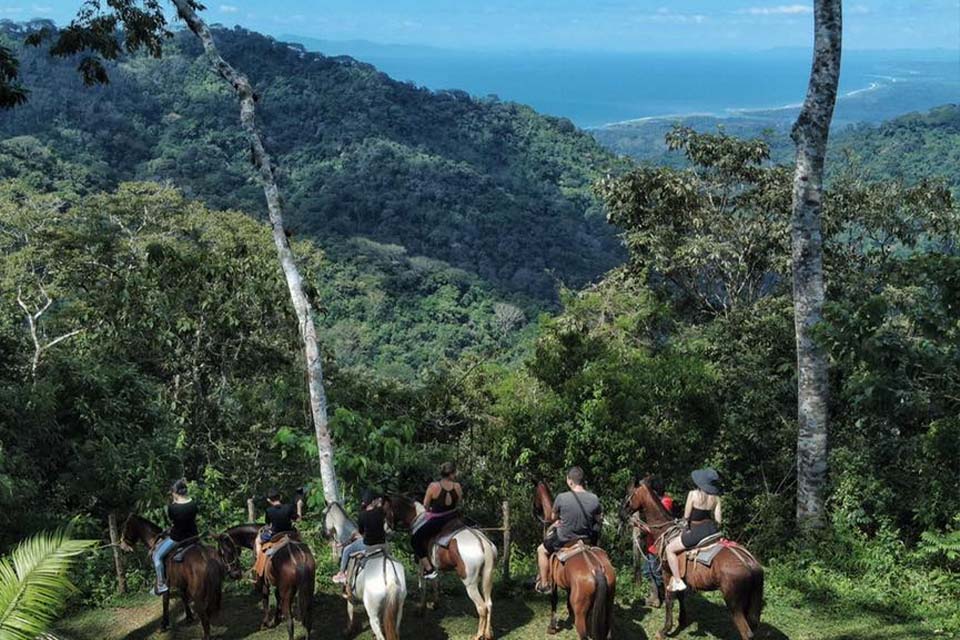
[2, 1, 959, 52]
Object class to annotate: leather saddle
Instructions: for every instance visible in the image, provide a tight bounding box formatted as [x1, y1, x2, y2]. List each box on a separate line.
[345, 544, 390, 602]
[264, 530, 299, 557]
[155, 535, 201, 564]
[554, 539, 592, 564]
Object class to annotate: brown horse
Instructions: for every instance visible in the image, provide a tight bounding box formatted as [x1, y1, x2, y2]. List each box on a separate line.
[383, 494, 497, 640]
[120, 514, 223, 640]
[218, 523, 315, 640]
[620, 478, 764, 640]
[533, 481, 616, 640]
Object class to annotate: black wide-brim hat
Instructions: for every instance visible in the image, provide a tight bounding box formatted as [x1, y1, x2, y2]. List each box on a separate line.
[691, 468, 723, 495]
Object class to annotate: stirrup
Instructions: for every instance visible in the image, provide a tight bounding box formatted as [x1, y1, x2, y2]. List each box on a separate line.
[534, 579, 553, 594]
[668, 578, 687, 592]
[423, 569, 439, 580]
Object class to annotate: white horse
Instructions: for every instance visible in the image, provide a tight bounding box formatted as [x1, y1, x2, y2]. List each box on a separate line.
[384, 494, 498, 640]
[322, 502, 407, 640]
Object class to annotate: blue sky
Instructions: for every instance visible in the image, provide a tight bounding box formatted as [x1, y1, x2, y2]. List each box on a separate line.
[3, 1, 959, 51]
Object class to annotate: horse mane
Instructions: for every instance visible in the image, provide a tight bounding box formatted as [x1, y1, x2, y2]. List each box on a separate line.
[639, 478, 674, 521]
[128, 513, 163, 534]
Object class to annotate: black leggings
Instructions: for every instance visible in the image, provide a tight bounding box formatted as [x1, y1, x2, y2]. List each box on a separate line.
[412, 513, 454, 560]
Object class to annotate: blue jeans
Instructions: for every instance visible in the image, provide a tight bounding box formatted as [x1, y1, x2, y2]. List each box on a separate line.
[642, 551, 663, 588]
[340, 539, 367, 573]
[154, 537, 177, 582]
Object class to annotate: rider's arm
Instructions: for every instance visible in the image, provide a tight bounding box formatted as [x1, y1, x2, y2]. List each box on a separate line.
[684, 491, 695, 521]
[455, 482, 463, 504]
[714, 498, 722, 526]
[423, 483, 436, 510]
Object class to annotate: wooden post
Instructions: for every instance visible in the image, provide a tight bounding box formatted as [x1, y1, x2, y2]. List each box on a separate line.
[108, 511, 126, 595]
[247, 497, 256, 523]
[501, 501, 511, 583]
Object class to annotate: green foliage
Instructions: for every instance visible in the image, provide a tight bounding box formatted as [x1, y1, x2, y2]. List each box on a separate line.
[0, 529, 96, 640]
[0, 21, 626, 300]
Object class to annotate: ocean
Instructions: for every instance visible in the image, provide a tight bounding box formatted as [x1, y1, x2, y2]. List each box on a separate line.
[284, 37, 959, 128]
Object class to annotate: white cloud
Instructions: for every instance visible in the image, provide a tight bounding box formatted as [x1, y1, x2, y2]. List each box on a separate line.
[32, 4, 52, 13]
[850, 4, 870, 14]
[0, 7, 24, 14]
[741, 4, 813, 15]
[219, 4, 238, 13]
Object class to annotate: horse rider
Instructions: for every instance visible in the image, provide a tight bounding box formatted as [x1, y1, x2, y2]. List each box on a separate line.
[332, 488, 387, 584]
[639, 474, 674, 607]
[536, 466, 602, 593]
[154, 478, 199, 595]
[664, 467, 723, 592]
[411, 461, 463, 580]
[254, 487, 304, 580]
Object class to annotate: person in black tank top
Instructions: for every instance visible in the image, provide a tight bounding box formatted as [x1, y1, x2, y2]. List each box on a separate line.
[153, 479, 199, 595]
[664, 468, 723, 593]
[253, 488, 304, 580]
[412, 462, 462, 579]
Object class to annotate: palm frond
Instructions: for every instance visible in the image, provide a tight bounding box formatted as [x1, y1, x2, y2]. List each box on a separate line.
[0, 530, 96, 640]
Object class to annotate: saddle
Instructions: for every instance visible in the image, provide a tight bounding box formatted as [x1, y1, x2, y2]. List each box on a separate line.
[154, 535, 201, 564]
[255, 529, 301, 581]
[433, 518, 466, 549]
[554, 539, 592, 564]
[344, 544, 390, 603]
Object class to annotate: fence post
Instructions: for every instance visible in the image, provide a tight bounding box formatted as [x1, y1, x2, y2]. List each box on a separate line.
[501, 500, 511, 583]
[247, 497, 256, 523]
[108, 511, 126, 595]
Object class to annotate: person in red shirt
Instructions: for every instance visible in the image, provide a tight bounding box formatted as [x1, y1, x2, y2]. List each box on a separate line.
[638, 475, 674, 607]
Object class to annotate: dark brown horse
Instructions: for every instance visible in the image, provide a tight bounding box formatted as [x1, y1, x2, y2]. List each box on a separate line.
[218, 523, 316, 640]
[120, 514, 223, 640]
[621, 478, 764, 640]
[383, 494, 497, 640]
[533, 481, 616, 640]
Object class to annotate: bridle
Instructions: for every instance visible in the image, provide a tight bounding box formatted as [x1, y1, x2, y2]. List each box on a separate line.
[217, 534, 242, 575]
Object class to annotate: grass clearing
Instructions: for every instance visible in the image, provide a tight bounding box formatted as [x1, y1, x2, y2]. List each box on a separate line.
[56, 566, 946, 640]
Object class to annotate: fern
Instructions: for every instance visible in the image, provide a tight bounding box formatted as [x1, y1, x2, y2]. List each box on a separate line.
[0, 530, 96, 640]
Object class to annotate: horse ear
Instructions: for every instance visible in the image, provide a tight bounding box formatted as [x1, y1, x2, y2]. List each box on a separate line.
[626, 477, 636, 493]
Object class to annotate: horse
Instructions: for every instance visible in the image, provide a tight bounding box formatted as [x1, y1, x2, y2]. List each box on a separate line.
[533, 481, 615, 640]
[382, 494, 497, 640]
[620, 477, 765, 640]
[321, 502, 407, 640]
[217, 523, 316, 640]
[119, 514, 223, 640]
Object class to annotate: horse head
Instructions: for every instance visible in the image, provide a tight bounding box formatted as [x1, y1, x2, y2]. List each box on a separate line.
[382, 493, 420, 530]
[119, 513, 161, 552]
[532, 480, 554, 526]
[217, 533, 244, 580]
[321, 502, 357, 546]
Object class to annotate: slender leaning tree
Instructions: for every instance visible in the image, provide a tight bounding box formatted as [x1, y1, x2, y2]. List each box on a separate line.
[790, 0, 842, 529]
[4, 2, 341, 504]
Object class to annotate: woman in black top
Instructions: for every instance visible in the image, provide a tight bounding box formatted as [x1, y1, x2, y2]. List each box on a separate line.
[664, 468, 723, 593]
[332, 489, 386, 583]
[412, 462, 462, 579]
[153, 479, 199, 594]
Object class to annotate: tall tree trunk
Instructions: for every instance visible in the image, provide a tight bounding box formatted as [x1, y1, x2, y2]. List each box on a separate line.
[171, 0, 340, 504]
[790, 0, 842, 529]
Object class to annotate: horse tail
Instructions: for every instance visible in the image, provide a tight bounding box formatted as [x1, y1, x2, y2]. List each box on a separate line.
[589, 565, 610, 640]
[482, 533, 497, 600]
[296, 551, 316, 628]
[747, 565, 764, 631]
[196, 550, 224, 618]
[382, 573, 403, 640]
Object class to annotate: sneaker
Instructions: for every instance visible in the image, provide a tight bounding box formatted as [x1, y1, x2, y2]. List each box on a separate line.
[154, 582, 169, 595]
[332, 573, 347, 584]
[423, 569, 439, 580]
[668, 578, 687, 592]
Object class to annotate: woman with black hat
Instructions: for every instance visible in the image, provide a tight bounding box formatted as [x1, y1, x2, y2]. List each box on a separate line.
[332, 489, 386, 584]
[664, 468, 723, 592]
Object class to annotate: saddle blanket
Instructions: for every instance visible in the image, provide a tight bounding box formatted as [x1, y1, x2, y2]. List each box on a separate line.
[555, 540, 592, 563]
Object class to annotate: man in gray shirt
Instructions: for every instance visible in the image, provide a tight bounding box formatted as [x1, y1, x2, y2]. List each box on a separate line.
[536, 466, 602, 592]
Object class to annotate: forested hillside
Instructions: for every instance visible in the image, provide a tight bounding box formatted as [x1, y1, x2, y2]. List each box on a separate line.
[593, 103, 960, 191]
[0, 20, 626, 301]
